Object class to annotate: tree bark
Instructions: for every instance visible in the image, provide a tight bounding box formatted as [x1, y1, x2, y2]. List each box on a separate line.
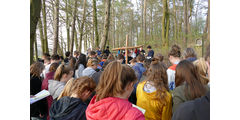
[173, 0, 178, 43]
[74, 30, 78, 50]
[143, 0, 147, 45]
[112, 0, 115, 48]
[162, 0, 166, 46]
[52, 0, 59, 55]
[78, 0, 87, 52]
[183, 0, 188, 49]
[65, 0, 71, 51]
[70, 0, 78, 55]
[38, 16, 45, 53]
[30, 0, 42, 65]
[42, 0, 49, 53]
[34, 34, 38, 61]
[99, 0, 112, 51]
[93, 0, 99, 48]
[202, 0, 210, 56]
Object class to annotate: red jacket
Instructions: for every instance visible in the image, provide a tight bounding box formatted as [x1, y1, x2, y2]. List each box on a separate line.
[41, 71, 55, 120]
[86, 96, 145, 120]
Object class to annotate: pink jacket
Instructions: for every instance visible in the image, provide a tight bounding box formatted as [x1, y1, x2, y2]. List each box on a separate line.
[86, 96, 145, 120]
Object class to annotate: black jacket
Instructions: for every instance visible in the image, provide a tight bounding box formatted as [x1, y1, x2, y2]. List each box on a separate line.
[172, 91, 210, 120]
[30, 74, 48, 117]
[49, 96, 87, 120]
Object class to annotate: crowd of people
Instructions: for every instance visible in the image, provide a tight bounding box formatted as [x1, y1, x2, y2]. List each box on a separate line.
[30, 44, 210, 120]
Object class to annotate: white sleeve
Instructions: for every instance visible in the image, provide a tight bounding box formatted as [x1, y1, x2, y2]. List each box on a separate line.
[167, 69, 176, 90]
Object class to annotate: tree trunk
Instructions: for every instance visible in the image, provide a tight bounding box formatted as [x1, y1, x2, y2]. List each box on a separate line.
[165, 2, 170, 50]
[78, 0, 87, 52]
[74, 30, 78, 50]
[30, 0, 42, 65]
[207, 0, 210, 44]
[202, 0, 210, 56]
[99, 0, 112, 51]
[141, 0, 144, 43]
[112, 0, 115, 48]
[42, 0, 49, 53]
[70, 0, 78, 55]
[143, 0, 147, 45]
[84, 33, 88, 52]
[93, 0, 99, 48]
[183, 0, 188, 49]
[38, 17, 45, 53]
[65, 0, 71, 51]
[162, 0, 166, 46]
[173, 0, 178, 43]
[52, 0, 59, 55]
[34, 34, 38, 61]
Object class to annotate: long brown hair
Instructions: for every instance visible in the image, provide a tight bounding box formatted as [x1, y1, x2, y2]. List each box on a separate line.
[58, 77, 96, 100]
[175, 60, 207, 100]
[96, 61, 137, 101]
[30, 62, 45, 77]
[54, 64, 73, 81]
[71, 76, 96, 99]
[145, 60, 169, 103]
[193, 58, 209, 85]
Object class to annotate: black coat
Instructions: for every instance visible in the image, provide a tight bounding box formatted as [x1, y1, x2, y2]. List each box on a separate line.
[30, 74, 48, 117]
[172, 91, 210, 120]
[49, 96, 87, 120]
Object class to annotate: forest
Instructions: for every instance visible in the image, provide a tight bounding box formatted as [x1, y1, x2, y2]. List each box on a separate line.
[30, 0, 210, 64]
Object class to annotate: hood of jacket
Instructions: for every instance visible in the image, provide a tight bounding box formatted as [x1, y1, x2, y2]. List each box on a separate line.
[86, 96, 145, 120]
[82, 67, 96, 77]
[186, 57, 197, 62]
[50, 96, 87, 120]
[48, 80, 65, 100]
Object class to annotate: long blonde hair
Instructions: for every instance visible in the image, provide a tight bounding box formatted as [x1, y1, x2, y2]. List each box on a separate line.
[57, 78, 74, 100]
[96, 61, 137, 101]
[193, 58, 209, 85]
[30, 62, 45, 77]
[57, 77, 96, 100]
[54, 64, 73, 81]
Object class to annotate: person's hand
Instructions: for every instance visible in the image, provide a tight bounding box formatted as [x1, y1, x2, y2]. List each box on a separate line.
[39, 114, 44, 118]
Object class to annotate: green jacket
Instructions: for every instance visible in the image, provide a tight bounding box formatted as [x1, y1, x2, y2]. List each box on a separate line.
[172, 83, 210, 113]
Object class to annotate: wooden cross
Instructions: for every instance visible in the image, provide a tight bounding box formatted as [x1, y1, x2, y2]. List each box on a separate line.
[112, 35, 143, 64]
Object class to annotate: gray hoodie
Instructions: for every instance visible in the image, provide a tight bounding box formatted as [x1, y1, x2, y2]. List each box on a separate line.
[48, 80, 66, 100]
[82, 67, 96, 77]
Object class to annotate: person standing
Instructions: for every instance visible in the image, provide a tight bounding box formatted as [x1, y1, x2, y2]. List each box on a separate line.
[139, 46, 145, 56]
[146, 45, 154, 58]
[103, 46, 111, 57]
[183, 48, 197, 62]
[64, 51, 71, 64]
[96, 47, 101, 56]
[75, 53, 87, 78]
[167, 45, 181, 91]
